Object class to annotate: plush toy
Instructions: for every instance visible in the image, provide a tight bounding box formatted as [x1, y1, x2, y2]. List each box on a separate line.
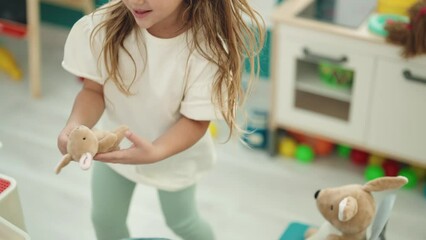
[55, 125, 129, 174]
[385, 0, 426, 58]
[305, 176, 408, 240]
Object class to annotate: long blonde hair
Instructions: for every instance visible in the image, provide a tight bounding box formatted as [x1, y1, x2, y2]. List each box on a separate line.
[92, 0, 265, 139]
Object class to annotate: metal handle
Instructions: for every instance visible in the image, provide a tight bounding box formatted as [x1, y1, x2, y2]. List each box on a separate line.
[403, 70, 426, 84]
[303, 48, 348, 64]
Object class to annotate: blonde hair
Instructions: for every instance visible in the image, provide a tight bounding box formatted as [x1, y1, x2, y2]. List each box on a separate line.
[92, 0, 265, 139]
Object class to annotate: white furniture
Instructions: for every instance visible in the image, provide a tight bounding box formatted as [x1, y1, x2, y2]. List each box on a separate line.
[270, 0, 426, 167]
[25, 0, 94, 98]
[0, 174, 30, 240]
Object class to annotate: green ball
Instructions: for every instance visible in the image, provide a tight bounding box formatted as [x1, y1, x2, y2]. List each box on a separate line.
[337, 144, 351, 158]
[399, 168, 418, 189]
[364, 165, 385, 181]
[295, 144, 315, 163]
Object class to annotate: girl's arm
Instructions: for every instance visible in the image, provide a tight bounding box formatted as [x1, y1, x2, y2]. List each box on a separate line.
[57, 79, 105, 154]
[95, 117, 210, 164]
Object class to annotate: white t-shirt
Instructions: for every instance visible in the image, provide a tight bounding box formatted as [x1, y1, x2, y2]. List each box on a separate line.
[62, 10, 222, 191]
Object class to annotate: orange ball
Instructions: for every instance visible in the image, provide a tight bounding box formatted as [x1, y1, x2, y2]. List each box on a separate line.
[314, 139, 335, 156]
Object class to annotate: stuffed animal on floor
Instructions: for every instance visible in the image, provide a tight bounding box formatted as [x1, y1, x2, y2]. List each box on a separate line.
[385, 0, 426, 58]
[305, 176, 408, 240]
[55, 125, 129, 174]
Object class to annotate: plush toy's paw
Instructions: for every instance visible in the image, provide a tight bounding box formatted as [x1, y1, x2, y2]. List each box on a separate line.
[304, 228, 318, 239]
[79, 152, 93, 170]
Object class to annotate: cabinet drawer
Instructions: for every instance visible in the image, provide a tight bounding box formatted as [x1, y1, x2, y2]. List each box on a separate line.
[274, 32, 374, 144]
[367, 58, 426, 164]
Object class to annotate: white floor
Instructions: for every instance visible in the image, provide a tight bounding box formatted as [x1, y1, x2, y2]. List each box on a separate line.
[0, 24, 425, 240]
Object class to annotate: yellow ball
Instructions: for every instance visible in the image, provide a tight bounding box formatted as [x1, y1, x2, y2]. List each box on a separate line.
[279, 137, 297, 157]
[209, 122, 218, 139]
[368, 155, 385, 166]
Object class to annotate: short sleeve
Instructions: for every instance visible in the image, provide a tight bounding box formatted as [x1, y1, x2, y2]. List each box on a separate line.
[180, 57, 223, 121]
[62, 15, 104, 84]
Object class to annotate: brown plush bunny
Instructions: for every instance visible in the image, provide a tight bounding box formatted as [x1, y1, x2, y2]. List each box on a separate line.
[55, 125, 129, 174]
[385, 0, 426, 58]
[305, 176, 408, 240]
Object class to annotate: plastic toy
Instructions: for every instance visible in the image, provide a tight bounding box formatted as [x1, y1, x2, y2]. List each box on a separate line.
[398, 167, 418, 189]
[364, 165, 385, 181]
[318, 62, 354, 89]
[208, 122, 218, 139]
[313, 139, 334, 156]
[382, 160, 401, 176]
[278, 137, 297, 157]
[288, 132, 334, 156]
[0, 46, 22, 81]
[336, 144, 351, 158]
[377, 0, 418, 16]
[55, 125, 129, 174]
[368, 155, 385, 166]
[243, 109, 268, 149]
[368, 14, 408, 37]
[295, 144, 315, 163]
[350, 149, 369, 166]
[385, 0, 426, 58]
[305, 176, 408, 240]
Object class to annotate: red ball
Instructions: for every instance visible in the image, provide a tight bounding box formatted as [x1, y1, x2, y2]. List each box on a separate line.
[350, 149, 369, 166]
[382, 160, 400, 176]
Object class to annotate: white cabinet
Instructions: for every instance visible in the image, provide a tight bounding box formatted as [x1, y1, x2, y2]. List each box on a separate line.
[274, 29, 374, 145]
[368, 58, 426, 164]
[270, 0, 426, 166]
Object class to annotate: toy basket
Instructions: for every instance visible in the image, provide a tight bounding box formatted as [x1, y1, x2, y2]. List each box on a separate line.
[377, 0, 417, 16]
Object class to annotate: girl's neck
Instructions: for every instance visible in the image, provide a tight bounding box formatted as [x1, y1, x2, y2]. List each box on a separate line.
[147, 6, 187, 39]
[147, 24, 187, 39]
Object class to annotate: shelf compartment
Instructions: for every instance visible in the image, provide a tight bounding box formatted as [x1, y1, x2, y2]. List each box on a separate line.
[295, 59, 353, 102]
[294, 90, 350, 121]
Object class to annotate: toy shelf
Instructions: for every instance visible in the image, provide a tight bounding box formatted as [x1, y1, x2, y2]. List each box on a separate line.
[0, 20, 27, 38]
[0, 0, 94, 98]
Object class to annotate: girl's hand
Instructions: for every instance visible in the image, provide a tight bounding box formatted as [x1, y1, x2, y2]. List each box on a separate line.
[57, 124, 78, 155]
[94, 131, 163, 164]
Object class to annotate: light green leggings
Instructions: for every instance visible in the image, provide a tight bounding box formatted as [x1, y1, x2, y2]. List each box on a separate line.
[91, 162, 215, 240]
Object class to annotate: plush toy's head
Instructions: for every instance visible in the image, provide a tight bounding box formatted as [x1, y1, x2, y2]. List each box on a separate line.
[67, 125, 98, 161]
[313, 176, 408, 239]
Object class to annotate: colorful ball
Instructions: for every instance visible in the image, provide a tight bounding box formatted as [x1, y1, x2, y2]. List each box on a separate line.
[364, 165, 385, 181]
[350, 149, 369, 166]
[314, 139, 335, 156]
[337, 144, 351, 158]
[368, 155, 385, 166]
[209, 122, 218, 139]
[295, 144, 315, 163]
[382, 160, 400, 176]
[398, 167, 418, 189]
[278, 137, 297, 157]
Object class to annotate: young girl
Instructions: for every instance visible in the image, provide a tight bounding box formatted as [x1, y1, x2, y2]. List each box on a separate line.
[57, 0, 264, 239]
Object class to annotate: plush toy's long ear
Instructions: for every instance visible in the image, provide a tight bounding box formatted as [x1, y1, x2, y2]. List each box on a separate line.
[55, 154, 72, 174]
[363, 176, 408, 192]
[338, 196, 358, 222]
[79, 152, 93, 170]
